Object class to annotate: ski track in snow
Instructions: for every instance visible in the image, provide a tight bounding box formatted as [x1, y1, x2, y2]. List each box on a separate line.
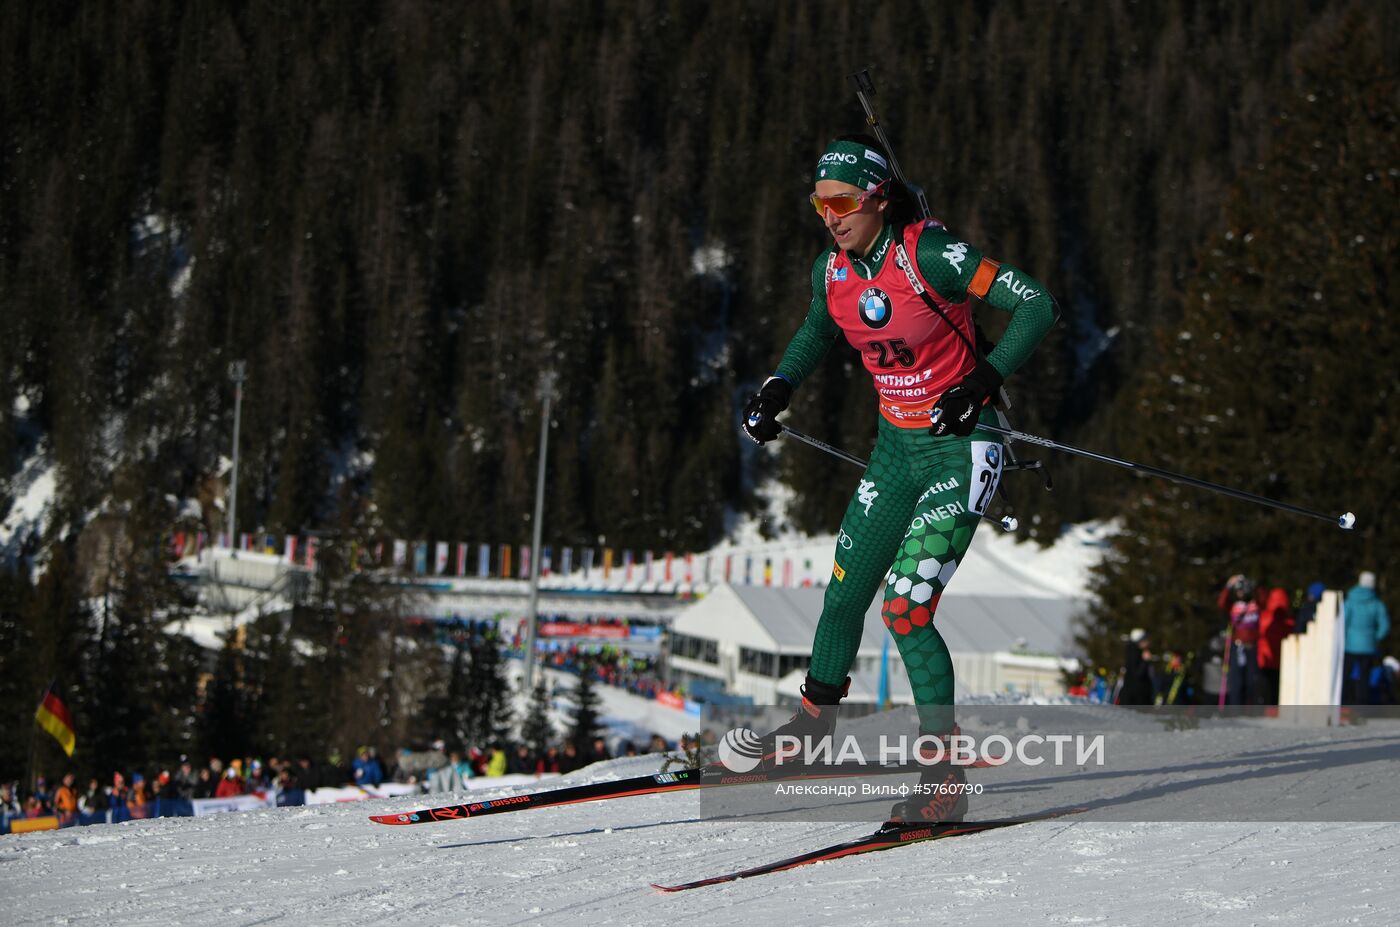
[3, 754, 1397, 927]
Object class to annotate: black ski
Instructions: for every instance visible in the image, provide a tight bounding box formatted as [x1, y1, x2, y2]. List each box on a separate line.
[651, 809, 1084, 892]
[371, 765, 715, 825]
[369, 760, 995, 826]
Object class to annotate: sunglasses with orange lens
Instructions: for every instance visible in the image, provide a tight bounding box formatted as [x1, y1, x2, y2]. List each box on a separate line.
[809, 180, 887, 218]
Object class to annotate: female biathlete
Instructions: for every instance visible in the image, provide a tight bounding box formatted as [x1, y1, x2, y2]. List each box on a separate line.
[741, 135, 1058, 824]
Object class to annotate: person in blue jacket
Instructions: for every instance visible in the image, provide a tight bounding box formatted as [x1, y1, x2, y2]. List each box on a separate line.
[352, 746, 384, 788]
[1343, 571, 1391, 704]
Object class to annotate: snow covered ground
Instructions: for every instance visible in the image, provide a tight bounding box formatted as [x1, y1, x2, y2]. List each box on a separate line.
[5, 711, 1397, 926]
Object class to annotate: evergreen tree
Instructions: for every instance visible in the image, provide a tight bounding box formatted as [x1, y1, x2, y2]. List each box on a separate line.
[201, 631, 256, 762]
[1084, 11, 1396, 674]
[568, 659, 604, 751]
[464, 627, 512, 746]
[418, 630, 472, 749]
[519, 677, 555, 759]
[2, 1, 1398, 750]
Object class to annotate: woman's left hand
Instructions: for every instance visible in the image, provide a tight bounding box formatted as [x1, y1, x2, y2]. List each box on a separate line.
[930, 359, 1003, 437]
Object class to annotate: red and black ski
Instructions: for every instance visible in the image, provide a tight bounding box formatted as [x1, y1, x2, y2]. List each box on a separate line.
[370, 766, 714, 825]
[369, 758, 998, 827]
[651, 809, 1085, 892]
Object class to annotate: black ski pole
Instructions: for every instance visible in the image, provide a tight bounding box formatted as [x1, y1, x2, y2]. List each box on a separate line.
[976, 422, 1357, 530]
[780, 423, 869, 470]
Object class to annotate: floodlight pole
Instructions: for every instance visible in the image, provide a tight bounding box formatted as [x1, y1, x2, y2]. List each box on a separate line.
[227, 361, 246, 554]
[523, 372, 556, 691]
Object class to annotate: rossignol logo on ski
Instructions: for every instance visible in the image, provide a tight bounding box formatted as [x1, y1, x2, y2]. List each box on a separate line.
[469, 795, 530, 813]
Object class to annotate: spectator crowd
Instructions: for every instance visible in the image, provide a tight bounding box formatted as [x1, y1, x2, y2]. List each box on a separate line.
[1068, 572, 1394, 707]
[4, 727, 702, 832]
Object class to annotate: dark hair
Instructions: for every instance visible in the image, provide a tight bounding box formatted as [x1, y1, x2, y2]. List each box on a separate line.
[832, 133, 922, 227]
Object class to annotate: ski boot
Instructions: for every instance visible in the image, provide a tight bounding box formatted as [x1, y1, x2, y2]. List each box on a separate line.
[882, 729, 969, 829]
[760, 674, 850, 769]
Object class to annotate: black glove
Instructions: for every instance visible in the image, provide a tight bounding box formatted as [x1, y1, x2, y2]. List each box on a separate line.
[930, 359, 1003, 437]
[742, 376, 793, 444]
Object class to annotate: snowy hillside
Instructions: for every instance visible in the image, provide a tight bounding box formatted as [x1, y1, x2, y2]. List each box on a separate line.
[5, 711, 1397, 926]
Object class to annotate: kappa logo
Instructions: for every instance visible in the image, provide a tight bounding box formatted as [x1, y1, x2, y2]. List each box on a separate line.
[858, 479, 880, 516]
[943, 242, 969, 273]
[858, 287, 893, 330]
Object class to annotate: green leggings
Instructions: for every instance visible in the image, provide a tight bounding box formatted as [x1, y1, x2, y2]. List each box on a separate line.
[810, 411, 1004, 719]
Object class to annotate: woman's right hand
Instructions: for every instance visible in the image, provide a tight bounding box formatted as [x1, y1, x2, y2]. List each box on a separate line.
[742, 376, 793, 444]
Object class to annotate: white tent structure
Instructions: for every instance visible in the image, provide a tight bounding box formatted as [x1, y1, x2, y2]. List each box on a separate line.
[667, 524, 1106, 703]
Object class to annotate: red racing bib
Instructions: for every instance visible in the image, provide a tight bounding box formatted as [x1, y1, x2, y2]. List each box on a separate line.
[825, 221, 977, 428]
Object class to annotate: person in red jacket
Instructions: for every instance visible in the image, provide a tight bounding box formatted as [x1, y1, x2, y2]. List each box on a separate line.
[1257, 586, 1295, 705]
[214, 767, 245, 798]
[1218, 575, 1262, 705]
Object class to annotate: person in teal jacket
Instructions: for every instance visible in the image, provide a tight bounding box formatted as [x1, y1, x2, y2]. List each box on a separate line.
[1343, 571, 1390, 704]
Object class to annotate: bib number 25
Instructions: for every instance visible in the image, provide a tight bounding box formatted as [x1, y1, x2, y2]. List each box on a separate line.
[872, 339, 916, 369]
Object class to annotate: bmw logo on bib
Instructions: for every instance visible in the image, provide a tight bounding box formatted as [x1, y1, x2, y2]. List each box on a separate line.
[985, 444, 1001, 467]
[858, 287, 892, 329]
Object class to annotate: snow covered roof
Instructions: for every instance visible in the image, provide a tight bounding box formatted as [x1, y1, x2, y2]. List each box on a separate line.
[673, 582, 1082, 659]
[671, 523, 1106, 659]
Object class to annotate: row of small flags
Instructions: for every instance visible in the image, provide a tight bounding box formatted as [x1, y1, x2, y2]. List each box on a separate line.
[170, 532, 824, 588]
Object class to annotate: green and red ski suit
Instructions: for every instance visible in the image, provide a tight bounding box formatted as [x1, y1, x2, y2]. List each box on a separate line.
[773, 218, 1056, 719]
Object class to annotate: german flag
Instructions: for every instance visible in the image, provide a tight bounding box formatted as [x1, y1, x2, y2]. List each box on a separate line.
[35, 681, 75, 757]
